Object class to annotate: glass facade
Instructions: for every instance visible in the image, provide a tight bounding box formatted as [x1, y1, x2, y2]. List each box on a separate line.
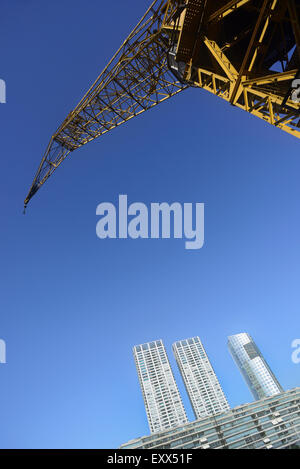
[120, 388, 300, 449]
[228, 333, 283, 400]
[173, 337, 230, 419]
[133, 340, 188, 434]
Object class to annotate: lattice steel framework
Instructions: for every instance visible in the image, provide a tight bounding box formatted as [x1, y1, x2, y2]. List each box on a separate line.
[24, 0, 300, 208]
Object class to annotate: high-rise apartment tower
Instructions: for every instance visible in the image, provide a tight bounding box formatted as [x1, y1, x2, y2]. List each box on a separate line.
[173, 337, 230, 419]
[228, 333, 283, 400]
[133, 340, 188, 434]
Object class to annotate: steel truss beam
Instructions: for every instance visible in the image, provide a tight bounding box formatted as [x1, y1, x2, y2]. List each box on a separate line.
[24, 0, 186, 208]
[178, 0, 300, 138]
[208, 0, 252, 23]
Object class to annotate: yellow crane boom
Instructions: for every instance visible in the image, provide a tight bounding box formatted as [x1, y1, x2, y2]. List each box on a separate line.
[24, 0, 300, 209]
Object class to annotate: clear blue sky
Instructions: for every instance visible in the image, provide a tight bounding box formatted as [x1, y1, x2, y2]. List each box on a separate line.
[0, 0, 299, 449]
